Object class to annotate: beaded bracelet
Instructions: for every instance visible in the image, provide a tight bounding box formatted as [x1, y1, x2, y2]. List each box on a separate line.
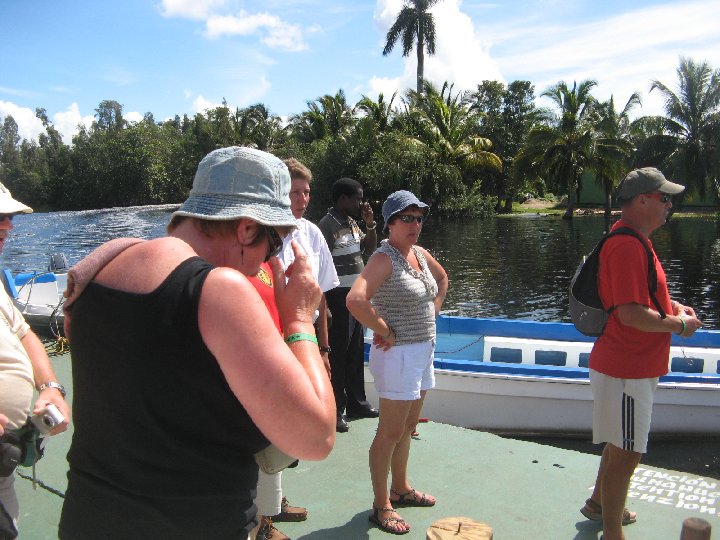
[285, 332, 319, 345]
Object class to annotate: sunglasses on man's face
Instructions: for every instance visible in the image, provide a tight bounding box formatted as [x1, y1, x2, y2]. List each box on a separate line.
[396, 214, 426, 224]
[0, 214, 15, 222]
[643, 192, 672, 203]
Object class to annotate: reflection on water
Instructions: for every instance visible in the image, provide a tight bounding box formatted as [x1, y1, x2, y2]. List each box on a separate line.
[420, 214, 719, 328]
[3, 206, 719, 328]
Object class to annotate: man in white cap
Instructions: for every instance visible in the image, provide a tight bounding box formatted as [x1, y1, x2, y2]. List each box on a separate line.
[579, 167, 702, 540]
[0, 183, 71, 538]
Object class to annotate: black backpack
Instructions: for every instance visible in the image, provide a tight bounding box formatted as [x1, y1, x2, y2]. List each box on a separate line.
[569, 227, 666, 336]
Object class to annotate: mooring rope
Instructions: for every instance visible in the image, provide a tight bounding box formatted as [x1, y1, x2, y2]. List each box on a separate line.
[434, 335, 484, 355]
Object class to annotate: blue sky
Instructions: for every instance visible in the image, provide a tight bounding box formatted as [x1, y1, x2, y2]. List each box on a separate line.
[2, 0, 719, 143]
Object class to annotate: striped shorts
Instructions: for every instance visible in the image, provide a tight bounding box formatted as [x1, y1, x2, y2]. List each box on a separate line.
[589, 369, 659, 454]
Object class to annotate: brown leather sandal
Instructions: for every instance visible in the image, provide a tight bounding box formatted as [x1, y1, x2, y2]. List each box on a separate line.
[390, 487, 436, 507]
[580, 498, 637, 525]
[369, 506, 410, 535]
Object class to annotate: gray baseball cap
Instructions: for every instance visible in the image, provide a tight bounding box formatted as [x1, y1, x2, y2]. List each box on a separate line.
[616, 167, 685, 200]
[173, 146, 297, 227]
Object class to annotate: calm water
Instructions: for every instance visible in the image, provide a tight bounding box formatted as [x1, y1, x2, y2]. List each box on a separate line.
[3, 206, 719, 328]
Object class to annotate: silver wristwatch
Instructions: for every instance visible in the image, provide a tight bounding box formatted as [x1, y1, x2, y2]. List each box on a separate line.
[38, 381, 66, 398]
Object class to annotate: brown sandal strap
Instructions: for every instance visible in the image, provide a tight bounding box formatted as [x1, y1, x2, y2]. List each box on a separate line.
[382, 516, 407, 527]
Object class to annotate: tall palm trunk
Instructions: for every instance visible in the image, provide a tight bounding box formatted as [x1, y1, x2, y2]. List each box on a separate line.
[604, 191, 612, 217]
[563, 170, 578, 219]
[416, 27, 424, 94]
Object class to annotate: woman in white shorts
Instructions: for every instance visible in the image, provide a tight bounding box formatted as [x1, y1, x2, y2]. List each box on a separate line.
[347, 190, 447, 535]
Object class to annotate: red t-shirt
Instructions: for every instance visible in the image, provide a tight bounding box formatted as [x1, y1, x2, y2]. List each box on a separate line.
[588, 220, 672, 379]
[247, 262, 282, 334]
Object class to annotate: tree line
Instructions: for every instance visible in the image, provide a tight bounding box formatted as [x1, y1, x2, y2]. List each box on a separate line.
[0, 56, 718, 219]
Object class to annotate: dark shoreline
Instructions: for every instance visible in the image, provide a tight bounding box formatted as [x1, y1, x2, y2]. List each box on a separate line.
[505, 435, 720, 480]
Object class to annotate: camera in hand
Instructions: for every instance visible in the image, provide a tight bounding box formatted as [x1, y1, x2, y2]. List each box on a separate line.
[31, 403, 64, 434]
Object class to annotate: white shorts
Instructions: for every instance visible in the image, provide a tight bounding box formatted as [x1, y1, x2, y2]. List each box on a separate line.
[590, 369, 658, 454]
[254, 469, 282, 516]
[369, 340, 435, 401]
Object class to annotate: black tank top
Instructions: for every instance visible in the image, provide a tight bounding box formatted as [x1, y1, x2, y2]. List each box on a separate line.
[60, 257, 268, 540]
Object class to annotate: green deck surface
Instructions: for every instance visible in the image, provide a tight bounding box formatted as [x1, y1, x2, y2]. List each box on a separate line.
[13, 353, 719, 539]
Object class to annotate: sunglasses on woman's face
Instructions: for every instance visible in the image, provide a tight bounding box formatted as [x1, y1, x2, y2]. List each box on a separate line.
[396, 214, 426, 224]
[262, 226, 283, 261]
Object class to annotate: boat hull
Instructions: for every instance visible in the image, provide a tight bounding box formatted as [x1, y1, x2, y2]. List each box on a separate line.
[363, 315, 720, 436]
[1, 269, 66, 334]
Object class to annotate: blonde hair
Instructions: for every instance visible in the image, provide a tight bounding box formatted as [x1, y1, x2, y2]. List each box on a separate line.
[284, 158, 313, 183]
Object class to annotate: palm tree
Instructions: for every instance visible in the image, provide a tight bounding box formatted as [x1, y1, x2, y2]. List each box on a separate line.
[382, 0, 439, 94]
[235, 103, 285, 151]
[407, 82, 501, 167]
[356, 92, 398, 133]
[402, 81, 501, 199]
[638, 57, 720, 201]
[289, 90, 355, 143]
[593, 93, 642, 215]
[515, 80, 599, 219]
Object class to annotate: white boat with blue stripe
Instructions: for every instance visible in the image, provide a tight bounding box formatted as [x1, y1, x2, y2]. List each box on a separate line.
[1, 254, 68, 334]
[364, 315, 720, 436]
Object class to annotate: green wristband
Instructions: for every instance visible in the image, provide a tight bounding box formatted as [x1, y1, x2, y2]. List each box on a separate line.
[677, 317, 686, 336]
[285, 332, 319, 346]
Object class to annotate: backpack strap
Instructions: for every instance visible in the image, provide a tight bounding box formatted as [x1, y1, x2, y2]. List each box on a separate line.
[600, 227, 667, 319]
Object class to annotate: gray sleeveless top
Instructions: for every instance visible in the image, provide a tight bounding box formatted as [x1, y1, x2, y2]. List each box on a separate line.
[371, 240, 438, 345]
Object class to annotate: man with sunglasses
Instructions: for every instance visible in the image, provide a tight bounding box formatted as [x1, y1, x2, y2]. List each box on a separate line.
[0, 183, 71, 539]
[579, 167, 702, 540]
[318, 178, 378, 433]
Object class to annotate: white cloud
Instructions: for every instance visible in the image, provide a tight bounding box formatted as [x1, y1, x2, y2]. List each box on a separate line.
[188, 74, 272, 114]
[262, 23, 307, 51]
[192, 95, 221, 114]
[479, 0, 720, 117]
[102, 67, 138, 86]
[371, 0, 720, 118]
[159, 0, 227, 20]
[162, 1, 309, 51]
[0, 101, 94, 144]
[53, 103, 94, 142]
[0, 86, 30, 98]
[374, 0, 403, 30]
[124, 111, 144, 123]
[205, 11, 307, 51]
[0, 101, 44, 141]
[372, 0, 503, 97]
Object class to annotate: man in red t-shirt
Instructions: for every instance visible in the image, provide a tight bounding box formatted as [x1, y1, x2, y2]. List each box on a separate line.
[579, 168, 702, 540]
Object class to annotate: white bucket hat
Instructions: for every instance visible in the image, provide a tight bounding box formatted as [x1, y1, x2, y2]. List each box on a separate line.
[0, 182, 33, 214]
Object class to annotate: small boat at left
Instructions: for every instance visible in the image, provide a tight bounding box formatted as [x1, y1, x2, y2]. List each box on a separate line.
[1, 253, 68, 335]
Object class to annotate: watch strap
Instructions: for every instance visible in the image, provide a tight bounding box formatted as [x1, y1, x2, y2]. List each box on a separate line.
[39, 381, 66, 398]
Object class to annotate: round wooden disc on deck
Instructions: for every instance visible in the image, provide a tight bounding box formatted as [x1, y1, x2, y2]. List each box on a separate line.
[426, 516, 493, 540]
